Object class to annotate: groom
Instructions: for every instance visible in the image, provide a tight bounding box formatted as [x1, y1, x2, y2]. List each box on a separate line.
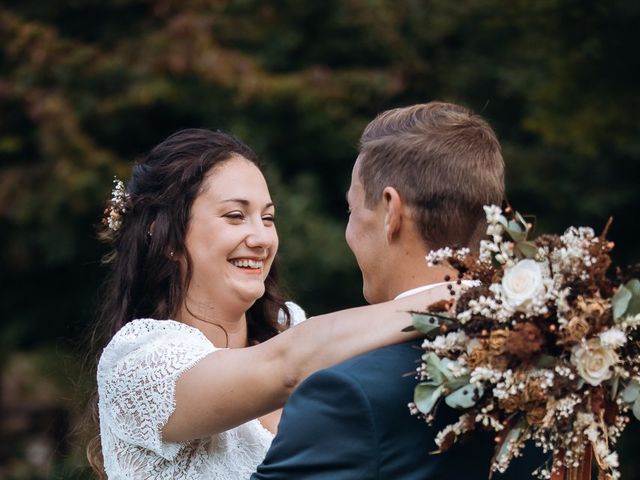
[252, 102, 542, 479]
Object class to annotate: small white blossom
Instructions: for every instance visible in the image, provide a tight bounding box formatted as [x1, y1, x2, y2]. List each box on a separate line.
[434, 414, 473, 448]
[487, 223, 503, 237]
[425, 247, 470, 267]
[599, 328, 627, 348]
[483, 205, 504, 224]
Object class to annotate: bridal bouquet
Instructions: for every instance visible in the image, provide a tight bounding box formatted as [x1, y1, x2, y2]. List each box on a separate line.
[407, 205, 640, 480]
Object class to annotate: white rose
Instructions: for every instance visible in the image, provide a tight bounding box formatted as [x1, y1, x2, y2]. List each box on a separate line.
[571, 338, 619, 386]
[501, 259, 544, 310]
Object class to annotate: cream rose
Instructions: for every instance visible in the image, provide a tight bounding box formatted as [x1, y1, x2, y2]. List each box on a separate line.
[571, 338, 619, 386]
[501, 259, 544, 310]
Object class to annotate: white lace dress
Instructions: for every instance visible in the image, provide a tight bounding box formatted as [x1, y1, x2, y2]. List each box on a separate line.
[97, 302, 306, 480]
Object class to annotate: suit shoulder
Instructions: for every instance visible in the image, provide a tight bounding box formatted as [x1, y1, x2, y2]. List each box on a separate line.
[330, 341, 422, 379]
[305, 341, 421, 407]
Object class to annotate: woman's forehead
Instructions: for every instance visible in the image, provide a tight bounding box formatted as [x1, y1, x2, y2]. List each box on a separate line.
[200, 156, 271, 203]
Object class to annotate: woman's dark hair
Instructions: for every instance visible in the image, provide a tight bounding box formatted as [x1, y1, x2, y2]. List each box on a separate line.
[86, 128, 289, 477]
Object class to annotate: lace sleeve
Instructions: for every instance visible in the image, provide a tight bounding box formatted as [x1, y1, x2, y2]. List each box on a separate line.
[97, 319, 216, 460]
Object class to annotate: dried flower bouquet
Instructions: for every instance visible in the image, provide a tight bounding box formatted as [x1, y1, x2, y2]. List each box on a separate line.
[407, 205, 640, 480]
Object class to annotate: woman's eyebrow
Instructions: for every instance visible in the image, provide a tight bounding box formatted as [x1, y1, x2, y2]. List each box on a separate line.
[220, 199, 275, 209]
[221, 198, 250, 205]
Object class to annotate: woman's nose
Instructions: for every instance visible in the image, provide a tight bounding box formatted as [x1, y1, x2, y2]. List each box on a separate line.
[245, 219, 275, 249]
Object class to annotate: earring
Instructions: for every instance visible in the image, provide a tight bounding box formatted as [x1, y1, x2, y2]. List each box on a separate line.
[169, 250, 175, 258]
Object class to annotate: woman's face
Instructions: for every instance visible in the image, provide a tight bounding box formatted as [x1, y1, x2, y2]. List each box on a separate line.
[184, 155, 278, 310]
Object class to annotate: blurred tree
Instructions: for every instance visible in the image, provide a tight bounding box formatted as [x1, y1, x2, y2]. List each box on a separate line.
[0, 0, 638, 477]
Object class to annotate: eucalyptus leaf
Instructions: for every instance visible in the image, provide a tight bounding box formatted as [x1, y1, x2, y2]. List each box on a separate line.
[496, 423, 524, 465]
[439, 358, 458, 381]
[445, 383, 485, 409]
[423, 352, 445, 384]
[515, 241, 538, 259]
[610, 375, 620, 400]
[412, 314, 442, 335]
[624, 279, 640, 317]
[515, 211, 529, 229]
[506, 221, 527, 242]
[633, 397, 640, 421]
[535, 355, 556, 368]
[622, 380, 640, 404]
[414, 383, 444, 415]
[447, 375, 471, 391]
[612, 284, 632, 321]
[436, 360, 471, 388]
[627, 279, 640, 296]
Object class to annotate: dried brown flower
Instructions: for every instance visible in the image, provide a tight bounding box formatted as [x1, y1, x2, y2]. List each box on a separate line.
[546, 362, 578, 397]
[489, 329, 510, 355]
[467, 347, 490, 368]
[524, 378, 547, 403]
[561, 316, 590, 344]
[591, 387, 606, 416]
[575, 295, 606, 317]
[604, 400, 619, 425]
[574, 295, 611, 331]
[534, 234, 563, 251]
[498, 395, 522, 413]
[428, 299, 454, 313]
[504, 322, 544, 360]
[587, 239, 613, 287]
[525, 403, 547, 426]
[438, 430, 457, 452]
[490, 355, 511, 370]
[456, 286, 492, 316]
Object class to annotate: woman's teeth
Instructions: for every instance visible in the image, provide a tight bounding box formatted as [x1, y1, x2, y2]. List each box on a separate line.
[230, 259, 263, 269]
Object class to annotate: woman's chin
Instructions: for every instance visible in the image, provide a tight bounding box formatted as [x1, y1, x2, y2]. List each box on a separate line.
[233, 285, 266, 306]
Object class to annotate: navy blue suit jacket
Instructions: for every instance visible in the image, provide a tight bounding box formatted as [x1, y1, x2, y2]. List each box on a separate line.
[252, 341, 545, 479]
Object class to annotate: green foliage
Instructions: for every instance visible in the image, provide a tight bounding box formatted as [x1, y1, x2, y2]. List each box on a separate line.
[414, 383, 445, 416]
[414, 353, 475, 415]
[410, 313, 443, 336]
[613, 279, 640, 321]
[1, 0, 639, 476]
[445, 383, 484, 410]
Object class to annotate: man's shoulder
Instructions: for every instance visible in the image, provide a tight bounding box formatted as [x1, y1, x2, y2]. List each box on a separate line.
[332, 340, 421, 374]
[297, 340, 422, 409]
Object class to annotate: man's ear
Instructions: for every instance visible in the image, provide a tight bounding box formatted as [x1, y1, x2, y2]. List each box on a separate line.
[382, 187, 403, 243]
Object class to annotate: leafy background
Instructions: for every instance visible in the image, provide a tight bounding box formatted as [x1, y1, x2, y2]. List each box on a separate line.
[0, 0, 638, 478]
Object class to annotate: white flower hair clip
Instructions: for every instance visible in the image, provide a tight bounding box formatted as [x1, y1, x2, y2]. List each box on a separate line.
[102, 177, 130, 232]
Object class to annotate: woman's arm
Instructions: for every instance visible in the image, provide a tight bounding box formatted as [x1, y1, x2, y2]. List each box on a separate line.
[163, 284, 451, 441]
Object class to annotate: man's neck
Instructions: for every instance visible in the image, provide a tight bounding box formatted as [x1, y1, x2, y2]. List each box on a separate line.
[384, 264, 457, 302]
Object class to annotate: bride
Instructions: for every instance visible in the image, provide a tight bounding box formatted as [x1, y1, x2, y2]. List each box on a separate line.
[89, 129, 451, 479]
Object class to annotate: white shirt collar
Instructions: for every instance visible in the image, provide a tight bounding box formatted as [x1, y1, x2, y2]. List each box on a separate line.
[394, 280, 480, 300]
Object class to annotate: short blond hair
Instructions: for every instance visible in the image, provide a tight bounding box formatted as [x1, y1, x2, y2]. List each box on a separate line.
[358, 101, 504, 251]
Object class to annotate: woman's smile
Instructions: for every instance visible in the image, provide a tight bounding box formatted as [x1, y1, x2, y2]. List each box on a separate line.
[229, 257, 265, 275]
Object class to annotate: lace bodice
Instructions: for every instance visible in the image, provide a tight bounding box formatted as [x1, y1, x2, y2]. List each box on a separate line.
[97, 303, 305, 479]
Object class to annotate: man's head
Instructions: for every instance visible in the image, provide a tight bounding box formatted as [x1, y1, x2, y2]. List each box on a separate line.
[345, 101, 504, 303]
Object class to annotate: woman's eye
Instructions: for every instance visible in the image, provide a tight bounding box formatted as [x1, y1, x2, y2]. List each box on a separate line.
[224, 212, 245, 221]
[262, 215, 275, 224]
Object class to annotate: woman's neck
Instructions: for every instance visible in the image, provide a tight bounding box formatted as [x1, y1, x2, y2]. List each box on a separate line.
[176, 296, 249, 348]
